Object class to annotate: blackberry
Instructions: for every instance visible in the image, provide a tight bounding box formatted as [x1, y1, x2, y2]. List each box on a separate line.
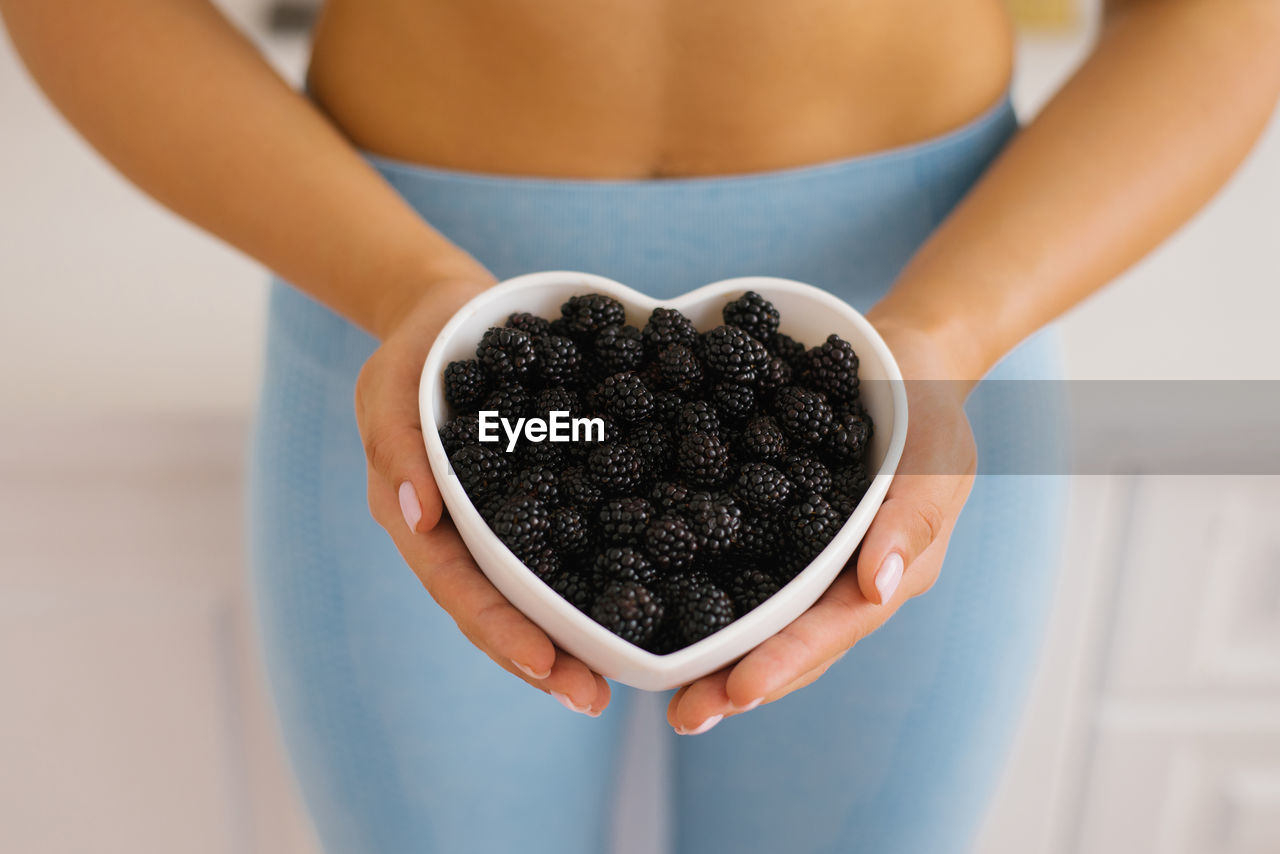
[512, 465, 559, 505]
[757, 355, 792, 395]
[685, 489, 737, 510]
[590, 581, 663, 647]
[532, 386, 581, 421]
[664, 573, 735, 646]
[733, 462, 793, 512]
[703, 325, 769, 383]
[586, 442, 645, 493]
[637, 361, 664, 393]
[505, 311, 551, 338]
[686, 498, 742, 556]
[594, 546, 658, 586]
[643, 515, 699, 570]
[449, 444, 510, 498]
[711, 381, 755, 424]
[443, 359, 487, 411]
[525, 548, 562, 581]
[783, 454, 832, 495]
[737, 515, 781, 558]
[827, 462, 871, 516]
[475, 487, 515, 522]
[838, 397, 874, 436]
[628, 422, 672, 477]
[677, 400, 721, 437]
[642, 307, 700, 355]
[595, 324, 646, 375]
[598, 497, 654, 544]
[561, 294, 626, 340]
[676, 431, 731, 486]
[548, 506, 592, 555]
[805, 334, 861, 402]
[787, 493, 844, 559]
[722, 291, 781, 342]
[651, 391, 685, 428]
[738, 415, 788, 462]
[481, 384, 530, 420]
[439, 414, 480, 455]
[476, 327, 536, 380]
[656, 344, 704, 394]
[725, 567, 782, 614]
[534, 334, 584, 387]
[774, 385, 834, 446]
[551, 566, 602, 613]
[560, 465, 602, 508]
[596, 371, 654, 425]
[490, 495, 549, 559]
[767, 332, 808, 372]
[775, 550, 813, 584]
[518, 439, 564, 470]
[650, 481, 692, 513]
[825, 409, 871, 463]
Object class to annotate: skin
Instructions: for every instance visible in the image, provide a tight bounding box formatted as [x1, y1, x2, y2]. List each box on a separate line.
[4, 0, 1278, 731]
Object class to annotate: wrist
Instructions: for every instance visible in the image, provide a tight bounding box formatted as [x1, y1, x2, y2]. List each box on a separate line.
[370, 256, 496, 341]
[866, 295, 994, 393]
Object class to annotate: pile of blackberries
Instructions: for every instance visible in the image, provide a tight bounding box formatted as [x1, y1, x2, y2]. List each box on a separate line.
[440, 291, 872, 653]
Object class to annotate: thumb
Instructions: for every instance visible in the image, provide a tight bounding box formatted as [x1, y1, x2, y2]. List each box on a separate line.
[356, 356, 444, 535]
[854, 475, 951, 605]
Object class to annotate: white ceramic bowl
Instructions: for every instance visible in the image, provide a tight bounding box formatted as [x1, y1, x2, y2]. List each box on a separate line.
[420, 271, 907, 691]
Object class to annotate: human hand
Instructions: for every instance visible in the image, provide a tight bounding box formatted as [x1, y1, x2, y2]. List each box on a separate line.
[666, 319, 977, 734]
[356, 277, 612, 716]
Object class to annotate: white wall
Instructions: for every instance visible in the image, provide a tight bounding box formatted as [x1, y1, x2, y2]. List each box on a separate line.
[1012, 24, 1280, 381]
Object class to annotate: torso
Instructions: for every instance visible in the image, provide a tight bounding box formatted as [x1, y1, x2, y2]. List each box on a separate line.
[307, 0, 1014, 179]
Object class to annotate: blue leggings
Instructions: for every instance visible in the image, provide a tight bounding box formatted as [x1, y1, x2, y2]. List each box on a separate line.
[248, 94, 1068, 853]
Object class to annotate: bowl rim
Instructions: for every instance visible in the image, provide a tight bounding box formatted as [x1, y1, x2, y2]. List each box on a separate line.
[418, 271, 909, 685]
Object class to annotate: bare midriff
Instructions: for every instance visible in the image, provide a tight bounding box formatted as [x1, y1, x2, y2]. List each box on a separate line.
[307, 0, 1014, 179]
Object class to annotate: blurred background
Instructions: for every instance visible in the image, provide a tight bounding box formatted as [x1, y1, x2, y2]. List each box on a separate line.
[2, 1, 1278, 852]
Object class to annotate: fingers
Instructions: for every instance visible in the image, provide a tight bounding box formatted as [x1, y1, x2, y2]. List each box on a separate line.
[414, 528, 610, 714]
[406, 520, 560, 675]
[384, 511, 612, 712]
[364, 406, 613, 714]
[356, 352, 443, 535]
[666, 669, 764, 735]
[723, 568, 893, 707]
[666, 671, 728, 734]
[538, 651, 609, 716]
[854, 474, 956, 605]
[483, 634, 610, 716]
[666, 653, 844, 735]
[768, 652, 844, 699]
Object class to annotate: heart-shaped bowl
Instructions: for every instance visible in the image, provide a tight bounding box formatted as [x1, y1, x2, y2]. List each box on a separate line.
[420, 271, 907, 690]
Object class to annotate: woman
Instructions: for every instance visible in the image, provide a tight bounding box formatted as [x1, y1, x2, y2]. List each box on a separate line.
[5, 1, 1276, 851]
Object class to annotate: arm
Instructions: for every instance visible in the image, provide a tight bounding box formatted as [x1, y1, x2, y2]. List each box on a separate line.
[875, 0, 1280, 384]
[2, 0, 610, 713]
[669, 0, 1280, 732]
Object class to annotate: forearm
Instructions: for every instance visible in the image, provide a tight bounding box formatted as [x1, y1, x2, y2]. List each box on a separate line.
[1, 0, 489, 338]
[870, 0, 1280, 384]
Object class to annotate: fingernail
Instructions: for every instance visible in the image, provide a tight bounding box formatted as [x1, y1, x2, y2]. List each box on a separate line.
[677, 714, 723, 735]
[398, 481, 421, 532]
[512, 660, 551, 680]
[551, 691, 593, 716]
[731, 697, 763, 713]
[875, 552, 904, 604]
